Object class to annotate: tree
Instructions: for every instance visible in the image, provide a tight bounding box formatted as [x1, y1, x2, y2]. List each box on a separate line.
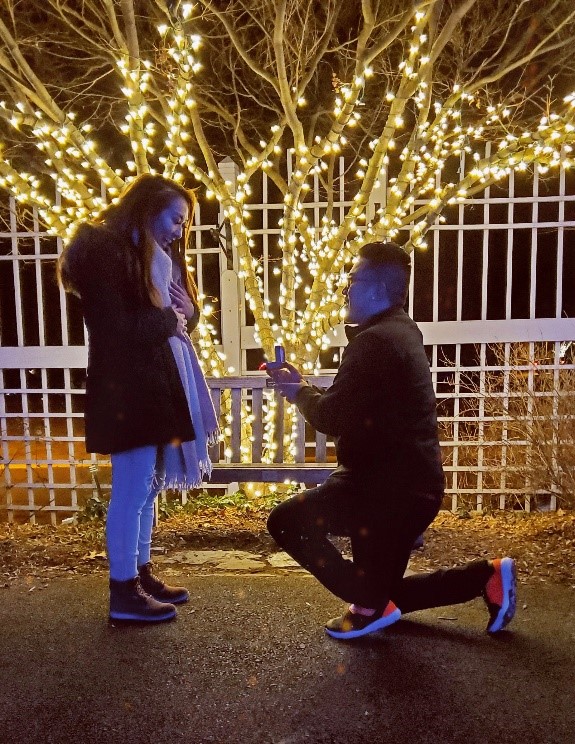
[1, 0, 574, 376]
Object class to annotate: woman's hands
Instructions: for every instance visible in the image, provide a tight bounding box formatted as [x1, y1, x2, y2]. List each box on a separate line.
[169, 281, 195, 320]
[172, 307, 188, 335]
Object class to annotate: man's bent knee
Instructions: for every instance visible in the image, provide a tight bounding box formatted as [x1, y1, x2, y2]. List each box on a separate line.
[267, 499, 288, 540]
[267, 495, 304, 541]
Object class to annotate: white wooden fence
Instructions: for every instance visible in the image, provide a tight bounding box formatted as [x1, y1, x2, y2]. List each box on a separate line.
[1, 154, 575, 521]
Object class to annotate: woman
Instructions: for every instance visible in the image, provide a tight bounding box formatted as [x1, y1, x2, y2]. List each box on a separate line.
[58, 174, 218, 623]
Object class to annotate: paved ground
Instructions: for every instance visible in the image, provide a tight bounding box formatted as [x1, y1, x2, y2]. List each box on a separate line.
[1, 560, 574, 744]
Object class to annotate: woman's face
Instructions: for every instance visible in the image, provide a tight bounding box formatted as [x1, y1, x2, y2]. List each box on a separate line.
[149, 195, 189, 249]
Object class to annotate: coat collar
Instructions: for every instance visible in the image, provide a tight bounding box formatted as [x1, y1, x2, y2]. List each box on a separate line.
[344, 305, 405, 341]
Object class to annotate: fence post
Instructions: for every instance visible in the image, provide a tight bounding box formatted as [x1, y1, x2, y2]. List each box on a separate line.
[217, 158, 242, 493]
[217, 157, 242, 377]
[365, 164, 388, 223]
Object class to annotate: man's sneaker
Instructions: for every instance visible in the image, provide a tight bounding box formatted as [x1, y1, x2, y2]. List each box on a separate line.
[109, 577, 177, 622]
[325, 601, 401, 640]
[483, 557, 517, 633]
[138, 562, 190, 605]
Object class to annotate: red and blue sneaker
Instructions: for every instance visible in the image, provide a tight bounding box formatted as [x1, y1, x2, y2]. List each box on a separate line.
[483, 557, 517, 633]
[325, 601, 401, 640]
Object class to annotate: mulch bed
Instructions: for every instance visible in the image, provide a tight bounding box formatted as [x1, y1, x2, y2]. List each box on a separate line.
[1, 509, 574, 587]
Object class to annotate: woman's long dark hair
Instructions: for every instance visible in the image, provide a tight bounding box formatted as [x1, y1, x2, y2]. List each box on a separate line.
[60, 174, 199, 308]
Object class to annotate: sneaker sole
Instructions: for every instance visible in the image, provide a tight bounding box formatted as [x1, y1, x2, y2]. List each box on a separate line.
[109, 609, 177, 622]
[487, 557, 517, 633]
[325, 606, 402, 640]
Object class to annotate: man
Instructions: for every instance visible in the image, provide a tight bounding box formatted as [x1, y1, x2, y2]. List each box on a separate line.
[266, 241, 516, 640]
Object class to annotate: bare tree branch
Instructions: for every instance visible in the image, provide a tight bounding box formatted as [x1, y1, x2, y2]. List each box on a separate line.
[1, 0, 574, 369]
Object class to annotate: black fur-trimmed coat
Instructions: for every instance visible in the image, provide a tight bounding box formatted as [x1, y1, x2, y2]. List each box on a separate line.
[63, 224, 195, 454]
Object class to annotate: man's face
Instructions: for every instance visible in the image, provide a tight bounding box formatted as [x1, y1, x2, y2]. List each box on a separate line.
[343, 258, 389, 324]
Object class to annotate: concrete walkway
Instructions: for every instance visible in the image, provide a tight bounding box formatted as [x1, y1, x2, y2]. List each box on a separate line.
[156, 546, 307, 572]
[1, 558, 574, 744]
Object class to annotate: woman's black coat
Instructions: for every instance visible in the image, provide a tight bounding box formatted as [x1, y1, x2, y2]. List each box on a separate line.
[64, 224, 195, 454]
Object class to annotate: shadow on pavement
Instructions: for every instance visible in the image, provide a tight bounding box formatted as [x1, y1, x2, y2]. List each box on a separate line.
[0, 572, 573, 744]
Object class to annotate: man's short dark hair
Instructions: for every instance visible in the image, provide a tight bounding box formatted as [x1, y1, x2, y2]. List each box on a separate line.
[358, 241, 411, 307]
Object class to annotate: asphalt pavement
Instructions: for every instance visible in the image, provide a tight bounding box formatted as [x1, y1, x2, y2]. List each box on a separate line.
[1, 569, 574, 744]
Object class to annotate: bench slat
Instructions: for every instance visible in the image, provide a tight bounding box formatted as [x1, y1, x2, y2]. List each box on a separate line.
[294, 412, 306, 462]
[230, 388, 242, 460]
[315, 431, 327, 461]
[209, 387, 222, 461]
[274, 395, 284, 463]
[211, 464, 332, 484]
[252, 388, 263, 463]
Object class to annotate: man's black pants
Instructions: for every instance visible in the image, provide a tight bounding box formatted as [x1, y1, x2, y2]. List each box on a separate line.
[267, 468, 492, 611]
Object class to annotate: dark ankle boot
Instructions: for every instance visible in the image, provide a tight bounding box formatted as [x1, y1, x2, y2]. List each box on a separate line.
[138, 562, 190, 605]
[109, 576, 177, 622]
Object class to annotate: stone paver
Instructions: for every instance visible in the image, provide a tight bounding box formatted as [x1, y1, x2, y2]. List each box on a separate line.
[158, 549, 308, 572]
[267, 552, 303, 569]
[159, 549, 266, 571]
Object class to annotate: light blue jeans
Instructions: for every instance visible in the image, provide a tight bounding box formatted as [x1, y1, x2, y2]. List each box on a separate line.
[107, 445, 165, 581]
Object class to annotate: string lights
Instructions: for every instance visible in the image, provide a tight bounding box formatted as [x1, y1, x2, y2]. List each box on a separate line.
[1, 6, 574, 471]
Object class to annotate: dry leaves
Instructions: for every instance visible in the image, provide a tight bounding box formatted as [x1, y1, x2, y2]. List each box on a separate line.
[0, 509, 573, 586]
[409, 510, 575, 585]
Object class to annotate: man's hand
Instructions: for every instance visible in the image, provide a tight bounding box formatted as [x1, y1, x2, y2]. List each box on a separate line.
[266, 362, 307, 403]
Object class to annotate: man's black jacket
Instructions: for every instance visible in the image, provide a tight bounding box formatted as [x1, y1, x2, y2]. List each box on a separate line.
[295, 307, 445, 493]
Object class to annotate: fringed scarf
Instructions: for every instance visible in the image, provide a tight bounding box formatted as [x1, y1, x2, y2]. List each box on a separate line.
[163, 331, 219, 489]
[150, 243, 219, 490]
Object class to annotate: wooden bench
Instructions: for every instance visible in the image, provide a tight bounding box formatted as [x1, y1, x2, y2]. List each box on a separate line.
[206, 375, 336, 485]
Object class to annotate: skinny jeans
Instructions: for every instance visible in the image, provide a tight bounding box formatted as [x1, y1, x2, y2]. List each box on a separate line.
[267, 467, 492, 611]
[107, 445, 164, 581]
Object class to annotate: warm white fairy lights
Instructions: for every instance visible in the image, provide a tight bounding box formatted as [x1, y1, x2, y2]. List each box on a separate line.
[1, 8, 574, 472]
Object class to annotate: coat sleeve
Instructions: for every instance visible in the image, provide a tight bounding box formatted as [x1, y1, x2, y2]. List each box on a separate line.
[294, 331, 384, 437]
[79, 242, 178, 347]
